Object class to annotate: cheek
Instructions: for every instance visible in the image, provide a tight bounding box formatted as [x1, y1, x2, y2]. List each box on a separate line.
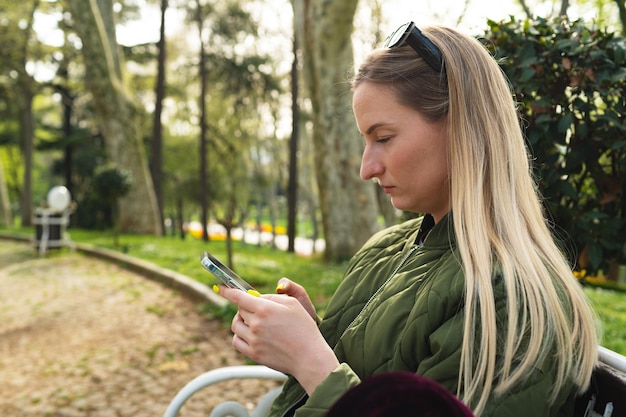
[404, 146, 449, 191]
[425, 138, 449, 182]
[428, 155, 450, 190]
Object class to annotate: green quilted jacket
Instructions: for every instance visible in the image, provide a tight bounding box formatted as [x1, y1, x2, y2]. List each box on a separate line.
[267, 214, 576, 417]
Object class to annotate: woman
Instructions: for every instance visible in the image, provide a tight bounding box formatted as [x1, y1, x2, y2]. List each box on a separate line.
[215, 23, 598, 417]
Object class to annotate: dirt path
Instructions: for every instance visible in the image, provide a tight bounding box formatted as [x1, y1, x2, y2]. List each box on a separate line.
[0, 241, 281, 417]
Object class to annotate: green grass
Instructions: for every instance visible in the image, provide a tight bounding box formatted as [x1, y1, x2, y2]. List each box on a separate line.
[4, 225, 626, 355]
[584, 286, 626, 355]
[63, 228, 346, 312]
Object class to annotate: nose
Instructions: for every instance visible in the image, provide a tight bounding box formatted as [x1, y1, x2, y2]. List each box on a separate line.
[360, 145, 383, 181]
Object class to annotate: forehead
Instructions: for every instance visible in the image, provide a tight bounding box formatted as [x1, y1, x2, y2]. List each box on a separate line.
[353, 83, 414, 130]
[353, 82, 396, 105]
[352, 82, 407, 121]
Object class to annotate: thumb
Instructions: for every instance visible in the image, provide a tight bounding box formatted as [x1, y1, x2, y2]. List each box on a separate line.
[274, 278, 317, 321]
[275, 278, 292, 294]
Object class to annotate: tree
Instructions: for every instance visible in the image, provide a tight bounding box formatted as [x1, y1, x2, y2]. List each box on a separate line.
[150, 0, 168, 236]
[45, 18, 87, 216]
[91, 163, 132, 247]
[0, 67, 16, 224]
[0, 0, 40, 227]
[293, 0, 379, 260]
[193, 0, 211, 242]
[515, 0, 625, 34]
[0, 158, 11, 226]
[65, 0, 161, 234]
[179, 1, 282, 258]
[211, 136, 249, 268]
[162, 136, 197, 239]
[287, 34, 299, 253]
[613, 0, 626, 35]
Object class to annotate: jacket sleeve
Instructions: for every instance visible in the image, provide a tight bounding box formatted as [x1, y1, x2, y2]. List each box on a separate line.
[294, 363, 361, 417]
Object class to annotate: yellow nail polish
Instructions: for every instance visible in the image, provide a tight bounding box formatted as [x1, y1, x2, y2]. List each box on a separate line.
[276, 283, 286, 292]
[247, 289, 261, 297]
[212, 285, 220, 294]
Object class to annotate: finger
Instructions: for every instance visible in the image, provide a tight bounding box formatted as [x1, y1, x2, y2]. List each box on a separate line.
[237, 308, 255, 326]
[232, 311, 244, 328]
[275, 278, 306, 298]
[232, 333, 249, 354]
[217, 286, 262, 310]
[256, 292, 298, 306]
[231, 312, 253, 342]
[275, 278, 290, 294]
[214, 285, 240, 302]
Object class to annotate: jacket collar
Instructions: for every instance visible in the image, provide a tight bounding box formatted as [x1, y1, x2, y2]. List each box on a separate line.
[410, 212, 455, 248]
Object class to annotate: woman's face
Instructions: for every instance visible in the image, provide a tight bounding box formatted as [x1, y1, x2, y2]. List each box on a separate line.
[353, 82, 450, 222]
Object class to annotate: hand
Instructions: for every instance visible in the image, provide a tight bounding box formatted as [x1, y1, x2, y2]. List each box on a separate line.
[275, 278, 317, 321]
[216, 286, 339, 394]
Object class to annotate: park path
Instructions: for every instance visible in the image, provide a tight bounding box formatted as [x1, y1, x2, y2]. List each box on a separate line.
[0, 240, 280, 417]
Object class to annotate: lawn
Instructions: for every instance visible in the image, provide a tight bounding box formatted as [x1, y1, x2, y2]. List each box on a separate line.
[4, 226, 626, 355]
[64, 229, 347, 314]
[584, 286, 626, 355]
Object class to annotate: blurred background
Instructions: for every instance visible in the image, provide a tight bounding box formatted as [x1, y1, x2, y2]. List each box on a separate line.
[0, 0, 624, 271]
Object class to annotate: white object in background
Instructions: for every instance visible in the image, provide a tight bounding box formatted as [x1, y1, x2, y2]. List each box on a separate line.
[47, 186, 71, 212]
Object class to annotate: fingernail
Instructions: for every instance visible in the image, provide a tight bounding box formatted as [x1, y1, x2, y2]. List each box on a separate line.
[212, 285, 220, 294]
[276, 283, 286, 292]
[247, 289, 261, 297]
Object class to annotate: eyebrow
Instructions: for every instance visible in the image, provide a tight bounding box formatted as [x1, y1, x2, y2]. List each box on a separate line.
[365, 122, 386, 135]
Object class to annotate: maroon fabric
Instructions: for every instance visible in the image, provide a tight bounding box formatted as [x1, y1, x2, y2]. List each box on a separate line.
[325, 372, 475, 417]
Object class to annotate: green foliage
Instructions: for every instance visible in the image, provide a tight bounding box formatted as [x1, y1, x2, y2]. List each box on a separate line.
[91, 163, 133, 246]
[483, 17, 626, 273]
[92, 164, 133, 203]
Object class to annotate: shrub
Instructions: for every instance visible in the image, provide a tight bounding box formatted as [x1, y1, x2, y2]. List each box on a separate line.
[482, 16, 626, 273]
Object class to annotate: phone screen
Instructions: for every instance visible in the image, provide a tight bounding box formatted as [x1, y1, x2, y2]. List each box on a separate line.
[200, 251, 256, 293]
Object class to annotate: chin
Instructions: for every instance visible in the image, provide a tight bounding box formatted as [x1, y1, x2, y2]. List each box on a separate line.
[392, 204, 423, 216]
[390, 199, 412, 213]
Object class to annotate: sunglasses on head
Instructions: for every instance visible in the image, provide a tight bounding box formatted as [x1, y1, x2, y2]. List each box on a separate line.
[384, 21, 444, 73]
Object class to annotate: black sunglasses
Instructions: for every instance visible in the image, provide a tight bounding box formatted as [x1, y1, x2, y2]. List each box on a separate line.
[384, 21, 444, 73]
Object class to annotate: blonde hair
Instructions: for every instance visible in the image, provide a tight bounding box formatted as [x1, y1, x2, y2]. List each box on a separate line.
[353, 26, 598, 414]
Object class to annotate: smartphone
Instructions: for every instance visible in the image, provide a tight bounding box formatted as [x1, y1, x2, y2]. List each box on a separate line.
[200, 251, 257, 293]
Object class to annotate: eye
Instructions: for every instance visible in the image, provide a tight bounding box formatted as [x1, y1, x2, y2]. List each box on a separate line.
[376, 137, 391, 144]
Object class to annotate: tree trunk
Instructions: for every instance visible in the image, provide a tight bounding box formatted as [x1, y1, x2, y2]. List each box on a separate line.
[195, 0, 210, 242]
[56, 63, 75, 215]
[287, 34, 299, 253]
[176, 195, 186, 239]
[559, 0, 569, 16]
[516, 0, 533, 19]
[616, 0, 626, 36]
[10, 1, 38, 228]
[0, 157, 12, 227]
[225, 225, 234, 268]
[61, 91, 74, 197]
[66, 0, 160, 234]
[150, 0, 168, 236]
[294, 0, 379, 260]
[17, 87, 34, 227]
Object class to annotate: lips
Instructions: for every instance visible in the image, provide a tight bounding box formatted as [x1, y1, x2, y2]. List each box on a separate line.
[381, 185, 394, 194]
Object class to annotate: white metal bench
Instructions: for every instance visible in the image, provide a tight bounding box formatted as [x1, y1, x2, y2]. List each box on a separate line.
[164, 347, 626, 417]
[163, 365, 287, 417]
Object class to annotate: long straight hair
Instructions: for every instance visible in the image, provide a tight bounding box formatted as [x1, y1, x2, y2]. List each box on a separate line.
[353, 26, 598, 415]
